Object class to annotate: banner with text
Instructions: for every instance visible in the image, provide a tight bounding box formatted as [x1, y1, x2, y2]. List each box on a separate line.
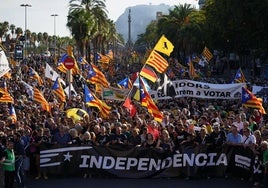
[151, 79, 245, 100]
[40, 144, 255, 178]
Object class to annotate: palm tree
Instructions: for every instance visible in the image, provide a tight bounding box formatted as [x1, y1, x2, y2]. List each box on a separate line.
[157, 4, 205, 59]
[10, 24, 16, 39]
[67, 0, 116, 59]
[0, 21, 9, 43]
[37, 32, 43, 45]
[43, 32, 49, 48]
[48, 36, 53, 48]
[30, 32, 37, 53]
[67, 9, 92, 57]
[15, 27, 23, 41]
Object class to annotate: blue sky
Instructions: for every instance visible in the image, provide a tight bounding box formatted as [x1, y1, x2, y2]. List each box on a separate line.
[0, 0, 198, 37]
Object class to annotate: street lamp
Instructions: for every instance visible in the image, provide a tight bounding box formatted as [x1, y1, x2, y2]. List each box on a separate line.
[20, 3, 32, 58]
[51, 14, 58, 61]
[51, 14, 58, 37]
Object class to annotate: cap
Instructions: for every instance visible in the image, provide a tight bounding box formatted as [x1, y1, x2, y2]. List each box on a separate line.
[231, 123, 238, 128]
[213, 122, 220, 128]
[207, 105, 215, 111]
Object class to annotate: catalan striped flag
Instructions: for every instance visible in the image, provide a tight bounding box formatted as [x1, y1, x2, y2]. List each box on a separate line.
[139, 78, 163, 122]
[140, 64, 158, 83]
[52, 77, 66, 102]
[130, 77, 163, 122]
[202, 46, 213, 62]
[84, 85, 111, 118]
[33, 87, 50, 112]
[57, 62, 68, 74]
[29, 67, 43, 85]
[145, 50, 169, 73]
[143, 91, 163, 123]
[95, 53, 110, 64]
[3, 71, 11, 79]
[242, 87, 266, 114]
[0, 88, 14, 103]
[86, 63, 109, 88]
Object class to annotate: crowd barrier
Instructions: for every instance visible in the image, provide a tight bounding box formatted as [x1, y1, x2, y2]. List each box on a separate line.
[40, 144, 260, 179]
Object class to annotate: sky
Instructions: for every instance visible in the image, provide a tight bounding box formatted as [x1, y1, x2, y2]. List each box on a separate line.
[0, 0, 199, 37]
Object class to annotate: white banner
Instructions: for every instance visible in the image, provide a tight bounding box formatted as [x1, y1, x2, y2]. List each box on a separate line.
[0, 49, 11, 78]
[151, 79, 245, 100]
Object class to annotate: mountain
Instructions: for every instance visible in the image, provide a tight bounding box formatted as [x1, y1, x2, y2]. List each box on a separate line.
[115, 4, 172, 43]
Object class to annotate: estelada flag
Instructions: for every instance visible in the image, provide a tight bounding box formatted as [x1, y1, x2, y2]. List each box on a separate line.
[33, 87, 51, 112]
[242, 87, 266, 114]
[52, 77, 66, 102]
[154, 35, 174, 56]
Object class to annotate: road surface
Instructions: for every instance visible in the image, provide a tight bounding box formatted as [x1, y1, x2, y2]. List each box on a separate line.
[25, 176, 254, 188]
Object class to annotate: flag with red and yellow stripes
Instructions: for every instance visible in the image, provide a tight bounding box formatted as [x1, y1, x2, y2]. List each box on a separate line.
[145, 50, 169, 73]
[33, 87, 51, 112]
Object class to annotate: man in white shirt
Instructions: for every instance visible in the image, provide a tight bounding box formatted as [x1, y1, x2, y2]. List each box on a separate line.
[242, 127, 256, 145]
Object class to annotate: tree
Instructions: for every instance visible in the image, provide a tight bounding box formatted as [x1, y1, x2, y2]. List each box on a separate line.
[30, 32, 37, 53]
[15, 27, 23, 40]
[204, 0, 268, 54]
[157, 4, 205, 60]
[0, 21, 9, 42]
[37, 32, 43, 43]
[10, 24, 16, 38]
[67, 0, 118, 60]
[43, 32, 49, 48]
[67, 9, 92, 57]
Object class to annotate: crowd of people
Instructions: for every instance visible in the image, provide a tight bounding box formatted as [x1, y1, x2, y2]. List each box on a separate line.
[0, 54, 268, 188]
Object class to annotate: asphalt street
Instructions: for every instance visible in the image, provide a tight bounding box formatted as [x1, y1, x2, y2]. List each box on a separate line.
[25, 177, 254, 188]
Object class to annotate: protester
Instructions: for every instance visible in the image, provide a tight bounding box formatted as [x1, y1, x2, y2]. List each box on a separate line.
[156, 129, 175, 155]
[226, 124, 243, 144]
[0, 140, 15, 188]
[0, 51, 268, 185]
[261, 141, 268, 187]
[209, 122, 226, 148]
[13, 132, 25, 188]
[142, 132, 157, 148]
[241, 127, 256, 145]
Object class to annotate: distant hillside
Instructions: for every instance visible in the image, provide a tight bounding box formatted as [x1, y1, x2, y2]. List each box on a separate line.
[115, 4, 172, 43]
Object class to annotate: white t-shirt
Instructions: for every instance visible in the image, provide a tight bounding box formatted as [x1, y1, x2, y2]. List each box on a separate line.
[233, 121, 244, 131]
[242, 134, 256, 144]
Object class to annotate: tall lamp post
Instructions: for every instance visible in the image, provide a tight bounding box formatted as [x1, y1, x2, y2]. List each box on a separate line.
[51, 14, 58, 61]
[20, 4, 31, 58]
